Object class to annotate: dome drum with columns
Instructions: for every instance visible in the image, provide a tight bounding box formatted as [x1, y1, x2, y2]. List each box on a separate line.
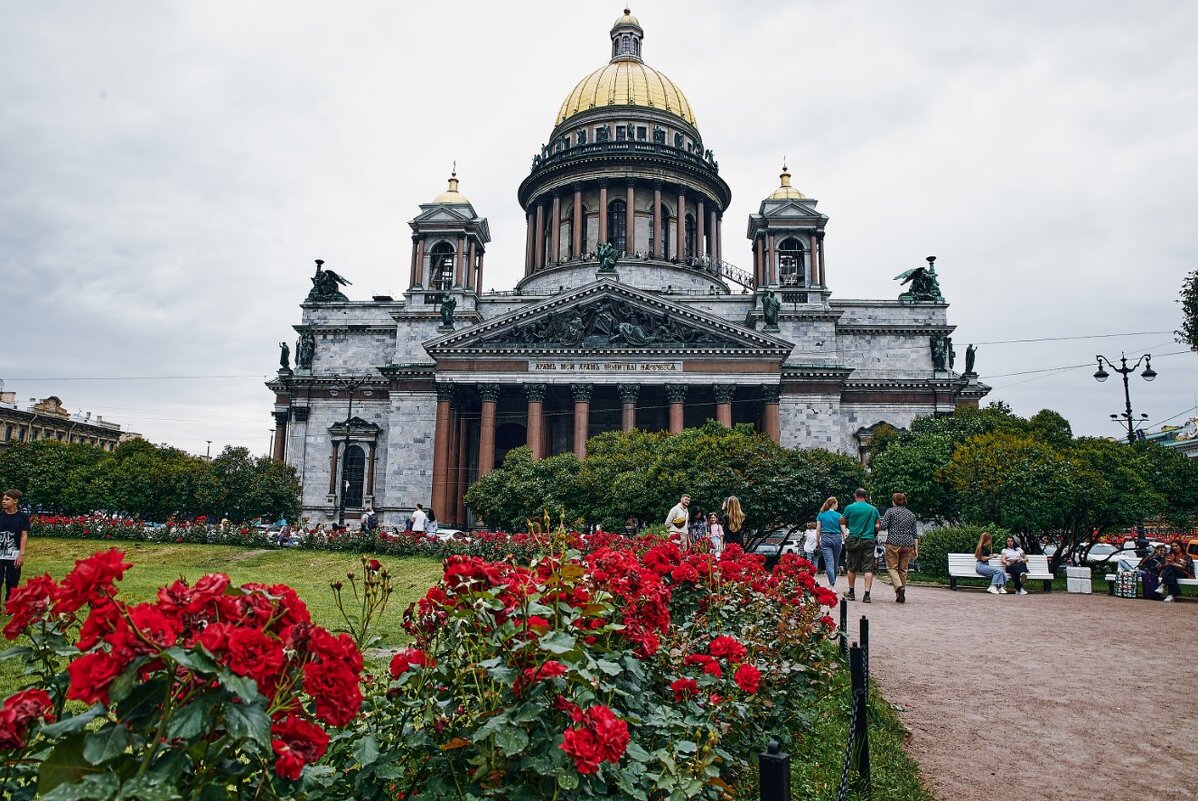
[267, 9, 988, 528]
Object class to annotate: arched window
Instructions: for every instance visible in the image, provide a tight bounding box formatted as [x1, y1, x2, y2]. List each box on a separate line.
[778, 237, 805, 285]
[428, 241, 455, 290]
[609, 199, 627, 252]
[342, 444, 365, 508]
[685, 214, 697, 259]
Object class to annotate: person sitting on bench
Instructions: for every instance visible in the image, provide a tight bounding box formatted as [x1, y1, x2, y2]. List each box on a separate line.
[1000, 536, 1029, 595]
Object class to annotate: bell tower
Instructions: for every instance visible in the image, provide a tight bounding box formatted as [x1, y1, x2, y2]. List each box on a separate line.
[407, 167, 491, 295]
[747, 163, 829, 302]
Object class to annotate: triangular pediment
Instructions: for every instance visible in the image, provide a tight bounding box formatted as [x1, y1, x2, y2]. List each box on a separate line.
[425, 279, 793, 358]
[761, 200, 826, 220]
[410, 205, 475, 225]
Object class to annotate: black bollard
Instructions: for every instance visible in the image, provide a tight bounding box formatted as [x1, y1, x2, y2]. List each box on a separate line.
[849, 644, 871, 795]
[839, 597, 848, 657]
[759, 739, 791, 801]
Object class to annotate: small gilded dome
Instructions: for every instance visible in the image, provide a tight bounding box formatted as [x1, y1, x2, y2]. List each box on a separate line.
[613, 8, 641, 28]
[432, 169, 470, 205]
[557, 60, 695, 126]
[767, 165, 807, 200]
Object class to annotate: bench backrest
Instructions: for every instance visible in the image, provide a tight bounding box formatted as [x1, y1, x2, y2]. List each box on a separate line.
[1025, 554, 1051, 574]
[948, 553, 996, 573]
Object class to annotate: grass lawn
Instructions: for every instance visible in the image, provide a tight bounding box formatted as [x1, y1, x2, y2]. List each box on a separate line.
[1, 538, 443, 697]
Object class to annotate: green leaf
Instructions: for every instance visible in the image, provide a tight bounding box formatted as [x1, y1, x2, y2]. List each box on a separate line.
[216, 670, 259, 703]
[40, 704, 107, 738]
[222, 700, 271, 751]
[38, 733, 109, 795]
[595, 659, 622, 676]
[117, 773, 184, 801]
[676, 739, 699, 754]
[495, 726, 529, 757]
[165, 693, 218, 740]
[108, 657, 150, 705]
[625, 740, 652, 762]
[162, 647, 218, 674]
[538, 631, 577, 655]
[0, 645, 33, 660]
[557, 771, 579, 790]
[83, 727, 130, 764]
[353, 734, 380, 766]
[41, 773, 120, 801]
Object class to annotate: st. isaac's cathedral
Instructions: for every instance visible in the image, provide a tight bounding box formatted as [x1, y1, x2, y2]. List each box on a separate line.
[267, 9, 989, 527]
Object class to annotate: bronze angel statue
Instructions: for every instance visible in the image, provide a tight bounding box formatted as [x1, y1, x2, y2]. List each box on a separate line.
[306, 259, 352, 303]
[895, 256, 944, 302]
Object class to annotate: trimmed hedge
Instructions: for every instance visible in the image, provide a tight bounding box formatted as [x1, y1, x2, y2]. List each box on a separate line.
[917, 524, 1011, 578]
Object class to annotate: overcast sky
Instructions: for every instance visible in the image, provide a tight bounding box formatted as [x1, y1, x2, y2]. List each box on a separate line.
[3, 0, 1196, 456]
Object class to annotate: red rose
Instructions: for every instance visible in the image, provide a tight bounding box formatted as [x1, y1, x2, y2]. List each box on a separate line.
[560, 704, 629, 773]
[303, 661, 362, 726]
[389, 647, 435, 678]
[520, 660, 567, 687]
[0, 688, 55, 750]
[307, 628, 364, 674]
[670, 677, 699, 702]
[271, 714, 329, 781]
[670, 564, 700, 584]
[67, 650, 127, 705]
[3, 575, 58, 640]
[708, 635, 747, 663]
[54, 549, 132, 614]
[561, 726, 602, 774]
[366, 559, 382, 572]
[734, 663, 761, 694]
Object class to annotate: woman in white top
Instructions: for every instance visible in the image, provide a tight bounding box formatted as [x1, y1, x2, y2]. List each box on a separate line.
[1000, 536, 1029, 595]
[707, 513, 724, 556]
[803, 522, 819, 566]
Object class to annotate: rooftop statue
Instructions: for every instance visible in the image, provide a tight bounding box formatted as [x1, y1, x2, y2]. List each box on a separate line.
[439, 294, 457, 330]
[278, 341, 291, 373]
[761, 291, 781, 331]
[306, 259, 351, 303]
[296, 331, 316, 369]
[597, 241, 619, 273]
[965, 343, 977, 375]
[895, 256, 945, 302]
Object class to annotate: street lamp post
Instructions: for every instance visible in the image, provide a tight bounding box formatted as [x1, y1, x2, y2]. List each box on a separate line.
[329, 374, 373, 529]
[1093, 351, 1157, 554]
[206, 440, 212, 460]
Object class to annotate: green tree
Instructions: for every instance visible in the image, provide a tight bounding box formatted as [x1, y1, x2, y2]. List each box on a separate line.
[1177, 267, 1198, 352]
[211, 446, 301, 522]
[464, 447, 582, 531]
[867, 434, 959, 522]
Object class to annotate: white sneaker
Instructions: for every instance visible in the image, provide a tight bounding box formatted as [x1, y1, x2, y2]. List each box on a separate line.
[1018, 589, 1028, 595]
[998, 586, 1008, 594]
[1162, 595, 1174, 602]
[987, 586, 1000, 595]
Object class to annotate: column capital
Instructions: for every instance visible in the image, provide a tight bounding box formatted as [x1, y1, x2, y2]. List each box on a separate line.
[665, 384, 689, 403]
[477, 383, 502, 402]
[617, 383, 641, 402]
[762, 384, 782, 404]
[435, 383, 457, 402]
[625, 177, 637, 189]
[272, 411, 289, 426]
[653, 179, 664, 190]
[598, 177, 609, 187]
[571, 181, 584, 192]
[713, 384, 736, 404]
[524, 383, 548, 403]
[571, 383, 594, 403]
[291, 407, 310, 423]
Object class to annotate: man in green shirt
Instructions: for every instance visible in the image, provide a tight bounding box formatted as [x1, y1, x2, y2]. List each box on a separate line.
[841, 488, 880, 603]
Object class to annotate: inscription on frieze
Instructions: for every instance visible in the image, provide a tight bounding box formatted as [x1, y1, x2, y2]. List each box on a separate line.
[529, 361, 682, 373]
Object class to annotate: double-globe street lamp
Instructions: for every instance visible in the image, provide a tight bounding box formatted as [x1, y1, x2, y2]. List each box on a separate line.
[1093, 352, 1157, 553]
[328, 374, 374, 529]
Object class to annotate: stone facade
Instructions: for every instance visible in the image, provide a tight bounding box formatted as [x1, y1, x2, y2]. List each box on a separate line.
[267, 11, 988, 526]
[0, 392, 137, 451]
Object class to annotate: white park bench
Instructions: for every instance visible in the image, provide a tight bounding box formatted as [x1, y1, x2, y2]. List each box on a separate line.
[1104, 559, 1197, 598]
[948, 553, 1054, 592]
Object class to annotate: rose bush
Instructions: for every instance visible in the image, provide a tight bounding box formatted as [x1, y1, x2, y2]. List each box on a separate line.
[0, 548, 363, 800]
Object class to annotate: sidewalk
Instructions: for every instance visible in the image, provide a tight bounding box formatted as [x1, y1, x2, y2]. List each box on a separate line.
[831, 577, 1196, 801]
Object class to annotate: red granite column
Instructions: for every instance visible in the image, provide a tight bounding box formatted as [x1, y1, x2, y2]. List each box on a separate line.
[762, 385, 781, 444]
[525, 383, 546, 460]
[652, 182, 663, 258]
[409, 236, 419, 288]
[551, 194, 562, 264]
[272, 411, 287, 461]
[366, 440, 377, 498]
[709, 209, 718, 263]
[534, 203, 545, 270]
[571, 383, 592, 459]
[477, 383, 500, 477]
[755, 238, 765, 286]
[766, 232, 776, 286]
[675, 188, 686, 260]
[445, 403, 459, 521]
[716, 213, 723, 262]
[572, 185, 583, 257]
[666, 385, 687, 434]
[696, 199, 705, 255]
[525, 210, 535, 275]
[328, 442, 339, 495]
[618, 383, 639, 432]
[817, 232, 826, 286]
[455, 235, 466, 287]
[476, 248, 486, 293]
[467, 241, 477, 291]
[598, 180, 608, 245]
[414, 238, 426, 287]
[713, 385, 735, 427]
[625, 180, 636, 254]
[809, 232, 819, 286]
[430, 384, 454, 519]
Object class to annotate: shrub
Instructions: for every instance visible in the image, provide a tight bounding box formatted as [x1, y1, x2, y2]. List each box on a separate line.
[917, 524, 1011, 578]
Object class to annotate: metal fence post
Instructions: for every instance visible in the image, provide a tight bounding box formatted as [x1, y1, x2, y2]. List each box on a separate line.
[758, 739, 791, 801]
[859, 615, 870, 691]
[839, 597, 848, 657]
[849, 643, 871, 796]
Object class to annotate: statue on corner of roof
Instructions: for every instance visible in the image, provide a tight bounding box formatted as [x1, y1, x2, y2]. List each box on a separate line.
[296, 331, 316, 369]
[930, 335, 949, 371]
[597, 241, 619, 273]
[895, 255, 944, 303]
[278, 341, 291, 373]
[761, 290, 781, 331]
[965, 344, 977, 375]
[306, 259, 351, 303]
[439, 294, 457, 330]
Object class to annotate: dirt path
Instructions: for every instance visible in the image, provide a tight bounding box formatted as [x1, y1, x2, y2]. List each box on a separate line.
[831, 577, 1197, 801]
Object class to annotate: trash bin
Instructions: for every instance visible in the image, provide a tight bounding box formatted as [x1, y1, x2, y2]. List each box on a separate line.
[1066, 566, 1092, 594]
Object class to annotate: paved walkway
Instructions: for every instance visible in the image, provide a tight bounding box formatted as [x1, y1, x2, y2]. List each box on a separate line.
[831, 577, 1196, 801]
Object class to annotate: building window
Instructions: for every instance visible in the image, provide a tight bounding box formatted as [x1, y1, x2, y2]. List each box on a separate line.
[608, 199, 627, 253]
[685, 214, 697, 259]
[636, 126, 647, 141]
[615, 126, 626, 141]
[428, 242, 455, 290]
[778, 237, 805, 285]
[342, 444, 366, 509]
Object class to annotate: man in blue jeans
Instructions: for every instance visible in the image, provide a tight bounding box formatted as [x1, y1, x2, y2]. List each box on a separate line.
[841, 488, 880, 603]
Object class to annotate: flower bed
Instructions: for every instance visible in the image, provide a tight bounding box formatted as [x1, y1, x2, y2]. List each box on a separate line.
[2, 531, 840, 799]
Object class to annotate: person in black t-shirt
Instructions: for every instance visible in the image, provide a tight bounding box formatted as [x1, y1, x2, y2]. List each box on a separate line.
[0, 488, 31, 604]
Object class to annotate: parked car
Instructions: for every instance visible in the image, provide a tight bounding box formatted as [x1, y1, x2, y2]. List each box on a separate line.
[1079, 543, 1141, 567]
[744, 527, 804, 565]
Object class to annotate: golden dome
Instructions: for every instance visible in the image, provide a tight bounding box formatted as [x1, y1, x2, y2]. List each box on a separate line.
[432, 168, 470, 205]
[767, 164, 807, 200]
[613, 8, 640, 27]
[556, 60, 696, 126]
